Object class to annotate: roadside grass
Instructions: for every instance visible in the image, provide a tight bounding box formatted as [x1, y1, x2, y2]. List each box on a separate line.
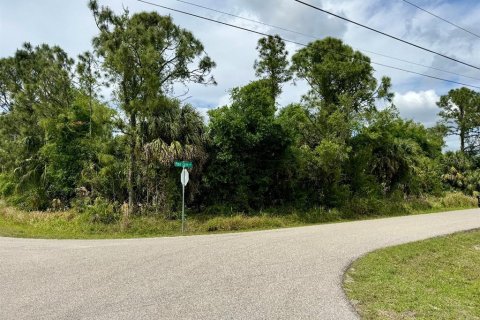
[0, 192, 477, 239]
[344, 229, 480, 320]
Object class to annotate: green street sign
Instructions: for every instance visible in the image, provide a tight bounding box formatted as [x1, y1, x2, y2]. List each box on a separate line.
[174, 161, 193, 168]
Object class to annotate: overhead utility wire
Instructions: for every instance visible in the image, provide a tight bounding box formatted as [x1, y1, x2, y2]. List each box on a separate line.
[137, 0, 305, 46]
[136, 0, 480, 90]
[361, 49, 480, 82]
[164, 0, 480, 82]
[293, 0, 480, 71]
[165, 0, 313, 39]
[402, 0, 480, 39]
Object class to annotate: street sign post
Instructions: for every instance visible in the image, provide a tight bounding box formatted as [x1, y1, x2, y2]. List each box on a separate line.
[176, 161, 192, 233]
[180, 168, 189, 233]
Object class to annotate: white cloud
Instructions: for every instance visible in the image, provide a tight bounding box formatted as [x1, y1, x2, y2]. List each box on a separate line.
[195, 107, 211, 123]
[393, 89, 460, 150]
[216, 93, 231, 109]
[393, 90, 440, 127]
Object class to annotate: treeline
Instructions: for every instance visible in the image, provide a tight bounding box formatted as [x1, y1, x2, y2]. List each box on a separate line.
[0, 1, 479, 218]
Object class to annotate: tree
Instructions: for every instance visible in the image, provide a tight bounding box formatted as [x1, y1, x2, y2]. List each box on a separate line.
[76, 51, 102, 137]
[0, 43, 75, 208]
[0, 43, 114, 209]
[290, 37, 393, 147]
[206, 80, 290, 210]
[437, 87, 480, 154]
[254, 35, 292, 101]
[39, 91, 114, 203]
[350, 107, 443, 195]
[141, 100, 209, 214]
[89, 0, 215, 214]
[291, 37, 393, 116]
[287, 38, 393, 205]
[277, 103, 316, 147]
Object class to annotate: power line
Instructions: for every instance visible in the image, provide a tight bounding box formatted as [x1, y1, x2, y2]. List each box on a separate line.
[360, 49, 480, 82]
[402, 0, 480, 39]
[136, 0, 480, 90]
[137, 0, 306, 45]
[163, 0, 480, 82]
[293, 0, 480, 71]
[165, 0, 314, 39]
[371, 61, 480, 89]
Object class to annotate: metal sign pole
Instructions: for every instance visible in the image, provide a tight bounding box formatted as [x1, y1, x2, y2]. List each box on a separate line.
[182, 177, 185, 233]
[177, 163, 190, 233]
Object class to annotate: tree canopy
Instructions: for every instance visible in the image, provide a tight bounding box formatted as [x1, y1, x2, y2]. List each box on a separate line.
[437, 87, 480, 154]
[89, 0, 216, 214]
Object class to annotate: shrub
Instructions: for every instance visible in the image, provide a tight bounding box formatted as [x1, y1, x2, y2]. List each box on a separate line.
[296, 207, 342, 223]
[202, 215, 285, 232]
[8, 189, 49, 211]
[342, 198, 385, 218]
[440, 192, 477, 208]
[201, 204, 234, 216]
[71, 196, 92, 213]
[85, 197, 119, 224]
[405, 197, 433, 212]
[0, 174, 14, 197]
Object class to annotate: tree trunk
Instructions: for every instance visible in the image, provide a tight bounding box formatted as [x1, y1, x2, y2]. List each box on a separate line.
[460, 106, 465, 153]
[270, 80, 277, 103]
[89, 85, 93, 137]
[128, 111, 137, 215]
[460, 130, 465, 153]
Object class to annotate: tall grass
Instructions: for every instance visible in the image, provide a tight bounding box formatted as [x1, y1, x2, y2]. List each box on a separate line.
[0, 192, 477, 239]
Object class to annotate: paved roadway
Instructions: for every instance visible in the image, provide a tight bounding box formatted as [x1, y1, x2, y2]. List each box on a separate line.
[1, 209, 479, 320]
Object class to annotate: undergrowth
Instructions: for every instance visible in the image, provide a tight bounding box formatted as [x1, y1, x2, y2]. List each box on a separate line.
[0, 192, 476, 239]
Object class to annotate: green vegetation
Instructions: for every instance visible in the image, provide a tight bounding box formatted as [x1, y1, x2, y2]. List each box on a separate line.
[0, 193, 476, 239]
[0, 1, 479, 237]
[438, 87, 480, 154]
[344, 229, 480, 320]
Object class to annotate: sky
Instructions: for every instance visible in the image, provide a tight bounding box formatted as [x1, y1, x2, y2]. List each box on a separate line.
[2, 0, 480, 150]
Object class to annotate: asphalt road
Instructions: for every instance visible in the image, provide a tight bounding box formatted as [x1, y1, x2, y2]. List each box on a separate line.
[1, 209, 479, 320]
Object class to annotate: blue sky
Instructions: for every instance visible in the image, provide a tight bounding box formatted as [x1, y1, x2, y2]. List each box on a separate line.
[2, 0, 480, 149]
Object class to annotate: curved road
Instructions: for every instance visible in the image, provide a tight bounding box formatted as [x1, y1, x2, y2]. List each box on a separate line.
[1, 209, 479, 320]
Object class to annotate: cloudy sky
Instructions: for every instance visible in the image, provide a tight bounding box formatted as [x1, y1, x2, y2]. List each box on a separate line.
[2, 0, 480, 149]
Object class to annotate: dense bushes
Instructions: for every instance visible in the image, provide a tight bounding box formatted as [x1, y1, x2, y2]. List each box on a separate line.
[84, 198, 119, 224]
[440, 192, 477, 208]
